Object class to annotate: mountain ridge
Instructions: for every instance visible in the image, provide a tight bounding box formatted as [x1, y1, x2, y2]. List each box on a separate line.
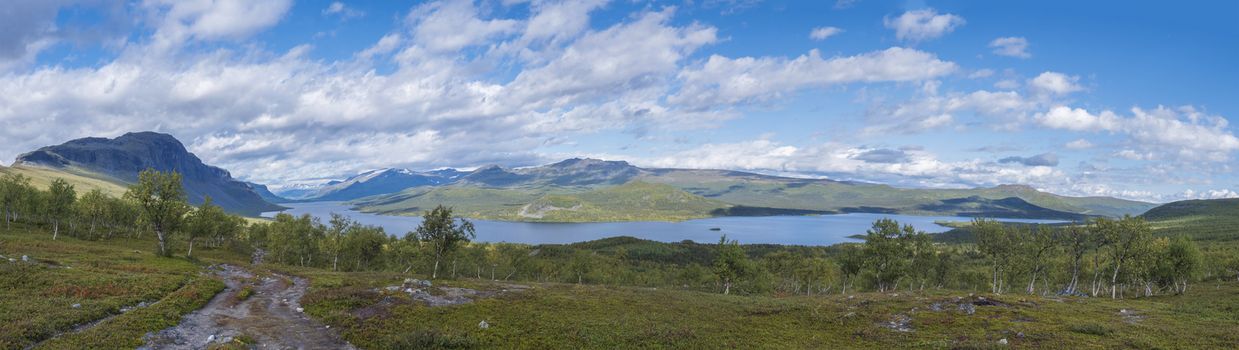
[14, 132, 284, 216]
[338, 158, 1154, 221]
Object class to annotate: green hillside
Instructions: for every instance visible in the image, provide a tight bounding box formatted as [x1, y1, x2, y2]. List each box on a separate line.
[518, 182, 731, 222]
[0, 165, 130, 197]
[353, 186, 549, 219]
[639, 172, 1153, 218]
[354, 182, 731, 222]
[1142, 198, 1239, 241]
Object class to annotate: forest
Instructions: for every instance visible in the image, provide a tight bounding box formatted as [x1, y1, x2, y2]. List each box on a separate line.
[3, 169, 1237, 300]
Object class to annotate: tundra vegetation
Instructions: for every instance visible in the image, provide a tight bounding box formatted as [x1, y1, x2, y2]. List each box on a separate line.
[1, 169, 1237, 348]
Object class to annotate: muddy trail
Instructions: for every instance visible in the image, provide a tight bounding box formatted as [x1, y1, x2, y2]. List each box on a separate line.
[139, 265, 355, 350]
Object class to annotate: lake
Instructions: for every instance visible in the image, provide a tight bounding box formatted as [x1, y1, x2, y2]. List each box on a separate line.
[262, 202, 1065, 246]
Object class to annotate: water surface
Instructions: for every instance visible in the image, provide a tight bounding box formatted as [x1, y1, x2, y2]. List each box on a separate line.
[263, 202, 1064, 246]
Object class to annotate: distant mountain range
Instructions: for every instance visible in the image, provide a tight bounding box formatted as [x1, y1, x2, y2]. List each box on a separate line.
[7, 132, 283, 216]
[3, 133, 1159, 222]
[279, 168, 464, 202]
[278, 158, 1154, 222]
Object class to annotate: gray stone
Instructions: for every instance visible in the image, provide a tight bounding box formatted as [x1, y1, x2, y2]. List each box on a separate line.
[478, 320, 489, 329]
[22, 255, 30, 262]
[958, 303, 976, 315]
[402, 278, 431, 288]
[71, 303, 81, 309]
[997, 338, 1008, 345]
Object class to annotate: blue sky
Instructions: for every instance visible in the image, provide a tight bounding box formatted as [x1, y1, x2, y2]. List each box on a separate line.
[1, 0, 1236, 202]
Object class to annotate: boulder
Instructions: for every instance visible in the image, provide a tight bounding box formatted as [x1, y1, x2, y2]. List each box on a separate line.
[997, 338, 1008, 345]
[478, 320, 489, 329]
[958, 303, 976, 315]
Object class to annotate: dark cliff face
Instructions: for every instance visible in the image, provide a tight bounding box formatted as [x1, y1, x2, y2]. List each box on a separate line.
[16, 132, 284, 216]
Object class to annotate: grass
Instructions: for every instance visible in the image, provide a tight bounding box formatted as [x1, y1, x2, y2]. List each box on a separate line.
[35, 277, 225, 349]
[0, 223, 245, 349]
[0, 165, 130, 198]
[298, 269, 1239, 349]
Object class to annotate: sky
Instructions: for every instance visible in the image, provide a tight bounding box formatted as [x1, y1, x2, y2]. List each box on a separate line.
[0, 0, 1237, 202]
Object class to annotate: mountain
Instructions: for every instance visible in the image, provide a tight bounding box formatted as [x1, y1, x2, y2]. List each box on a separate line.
[349, 158, 1154, 222]
[1141, 198, 1239, 241]
[271, 183, 321, 200]
[246, 182, 289, 204]
[13, 132, 284, 216]
[634, 173, 1153, 218]
[358, 181, 731, 222]
[291, 168, 463, 201]
[911, 196, 1091, 221]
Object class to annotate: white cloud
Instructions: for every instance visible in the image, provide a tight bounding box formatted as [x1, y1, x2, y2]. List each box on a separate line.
[968, 69, 994, 79]
[521, 0, 607, 44]
[358, 34, 402, 59]
[640, 139, 1066, 189]
[1065, 139, 1093, 149]
[809, 26, 843, 40]
[0, 3, 740, 185]
[1038, 106, 1120, 131]
[989, 36, 1030, 58]
[407, 0, 520, 53]
[1178, 189, 1239, 200]
[994, 79, 1020, 90]
[1039, 105, 1239, 161]
[1029, 71, 1083, 95]
[862, 90, 1033, 134]
[883, 9, 965, 42]
[671, 47, 957, 109]
[144, 0, 293, 46]
[323, 2, 365, 20]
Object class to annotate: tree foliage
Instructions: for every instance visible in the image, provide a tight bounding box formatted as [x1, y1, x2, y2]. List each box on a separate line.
[123, 169, 189, 257]
[414, 205, 475, 279]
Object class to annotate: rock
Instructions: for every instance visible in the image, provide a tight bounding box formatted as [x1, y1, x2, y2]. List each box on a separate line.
[207, 335, 216, 343]
[997, 338, 1008, 345]
[958, 303, 976, 315]
[385, 286, 401, 292]
[882, 314, 913, 332]
[403, 278, 433, 288]
[22, 255, 29, 262]
[71, 303, 81, 309]
[478, 320, 489, 329]
[296, 307, 304, 313]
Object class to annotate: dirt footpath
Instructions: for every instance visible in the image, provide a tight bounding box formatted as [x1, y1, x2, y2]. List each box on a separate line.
[139, 265, 355, 350]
